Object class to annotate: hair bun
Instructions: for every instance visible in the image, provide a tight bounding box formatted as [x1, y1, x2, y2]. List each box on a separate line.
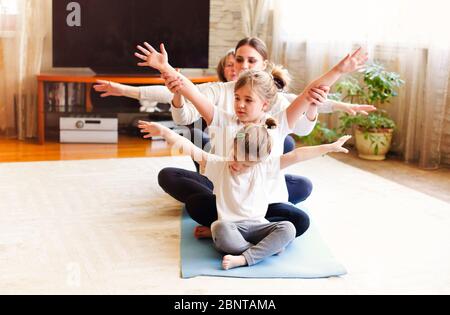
[265, 117, 278, 130]
[267, 62, 291, 91]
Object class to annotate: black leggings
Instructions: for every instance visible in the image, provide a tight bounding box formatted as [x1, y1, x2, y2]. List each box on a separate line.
[158, 168, 312, 237]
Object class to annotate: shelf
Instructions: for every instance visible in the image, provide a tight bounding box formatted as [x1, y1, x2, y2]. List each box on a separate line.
[36, 72, 218, 144]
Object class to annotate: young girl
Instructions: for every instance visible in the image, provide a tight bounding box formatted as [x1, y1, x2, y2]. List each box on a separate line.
[138, 114, 351, 270]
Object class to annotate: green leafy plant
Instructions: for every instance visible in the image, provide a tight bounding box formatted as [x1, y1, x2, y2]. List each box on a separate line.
[298, 62, 404, 148]
[334, 62, 405, 133]
[297, 121, 339, 146]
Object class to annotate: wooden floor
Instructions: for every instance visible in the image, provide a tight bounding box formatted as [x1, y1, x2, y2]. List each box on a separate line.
[0, 136, 175, 163]
[1, 136, 449, 203]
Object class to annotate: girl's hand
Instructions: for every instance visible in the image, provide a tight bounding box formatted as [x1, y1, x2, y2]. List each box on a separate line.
[135, 42, 169, 72]
[93, 80, 124, 97]
[137, 121, 168, 139]
[343, 104, 377, 116]
[307, 85, 330, 106]
[162, 72, 184, 94]
[335, 47, 368, 74]
[329, 135, 352, 153]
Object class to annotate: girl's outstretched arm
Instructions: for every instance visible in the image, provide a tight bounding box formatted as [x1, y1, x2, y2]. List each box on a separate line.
[305, 48, 368, 90]
[280, 136, 352, 170]
[286, 48, 368, 128]
[135, 43, 215, 125]
[137, 120, 212, 168]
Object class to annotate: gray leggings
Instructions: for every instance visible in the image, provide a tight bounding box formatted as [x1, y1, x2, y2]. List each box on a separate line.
[211, 220, 296, 266]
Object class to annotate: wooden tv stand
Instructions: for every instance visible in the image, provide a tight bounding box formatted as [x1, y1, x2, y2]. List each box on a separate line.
[37, 72, 218, 144]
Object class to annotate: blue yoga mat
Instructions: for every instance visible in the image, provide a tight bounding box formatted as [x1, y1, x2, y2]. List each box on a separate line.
[180, 207, 347, 279]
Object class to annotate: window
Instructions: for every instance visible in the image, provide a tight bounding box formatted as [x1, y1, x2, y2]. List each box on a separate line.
[276, 0, 450, 48]
[0, 0, 18, 14]
[0, 0, 18, 34]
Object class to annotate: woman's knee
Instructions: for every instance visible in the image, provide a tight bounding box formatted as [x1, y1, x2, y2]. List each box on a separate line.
[286, 175, 314, 203]
[158, 168, 176, 191]
[291, 211, 310, 238]
[300, 177, 314, 199]
[283, 135, 296, 154]
[185, 194, 217, 227]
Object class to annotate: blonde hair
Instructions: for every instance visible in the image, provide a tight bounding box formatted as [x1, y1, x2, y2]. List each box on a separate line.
[233, 118, 278, 162]
[216, 49, 235, 82]
[235, 70, 278, 107]
[267, 63, 291, 91]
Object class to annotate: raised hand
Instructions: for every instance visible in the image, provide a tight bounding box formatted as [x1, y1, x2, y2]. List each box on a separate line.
[329, 135, 352, 153]
[137, 120, 168, 139]
[335, 47, 368, 74]
[343, 104, 377, 116]
[135, 42, 169, 72]
[93, 80, 124, 97]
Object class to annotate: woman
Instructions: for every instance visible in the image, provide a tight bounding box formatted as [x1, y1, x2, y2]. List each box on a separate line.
[216, 49, 238, 83]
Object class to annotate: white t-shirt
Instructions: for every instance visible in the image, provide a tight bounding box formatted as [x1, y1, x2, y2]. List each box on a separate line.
[139, 82, 334, 128]
[207, 156, 281, 223]
[205, 108, 294, 204]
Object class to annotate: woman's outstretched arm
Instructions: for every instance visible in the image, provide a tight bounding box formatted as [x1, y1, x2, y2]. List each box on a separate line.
[283, 93, 376, 116]
[134, 42, 215, 125]
[93, 80, 141, 100]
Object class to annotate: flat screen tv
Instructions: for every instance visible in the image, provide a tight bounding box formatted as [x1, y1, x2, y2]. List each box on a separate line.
[53, 0, 210, 74]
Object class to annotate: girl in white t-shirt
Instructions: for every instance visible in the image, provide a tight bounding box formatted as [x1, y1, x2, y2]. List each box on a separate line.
[138, 116, 350, 270]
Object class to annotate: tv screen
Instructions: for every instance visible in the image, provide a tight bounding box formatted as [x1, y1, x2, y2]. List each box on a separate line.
[53, 0, 210, 74]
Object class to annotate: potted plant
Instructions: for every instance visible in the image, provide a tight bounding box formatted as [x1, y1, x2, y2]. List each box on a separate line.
[333, 63, 405, 160]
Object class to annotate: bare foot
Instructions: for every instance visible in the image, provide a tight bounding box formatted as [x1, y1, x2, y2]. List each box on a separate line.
[222, 255, 247, 270]
[194, 226, 212, 239]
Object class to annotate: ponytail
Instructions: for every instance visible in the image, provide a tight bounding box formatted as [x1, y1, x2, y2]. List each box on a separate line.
[267, 63, 291, 91]
[265, 117, 278, 130]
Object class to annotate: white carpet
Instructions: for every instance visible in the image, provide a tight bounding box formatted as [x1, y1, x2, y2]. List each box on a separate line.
[0, 156, 449, 294]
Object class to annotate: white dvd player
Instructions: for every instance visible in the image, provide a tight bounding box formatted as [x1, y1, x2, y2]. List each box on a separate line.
[60, 117, 118, 144]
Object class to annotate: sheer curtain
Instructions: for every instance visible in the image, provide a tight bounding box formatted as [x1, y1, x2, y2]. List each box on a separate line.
[241, 0, 271, 37]
[271, 0, 450, 169]
[0, 0, 50, 139]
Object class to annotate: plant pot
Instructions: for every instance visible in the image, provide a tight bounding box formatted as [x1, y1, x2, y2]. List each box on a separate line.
[354, 128, 394, 161]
